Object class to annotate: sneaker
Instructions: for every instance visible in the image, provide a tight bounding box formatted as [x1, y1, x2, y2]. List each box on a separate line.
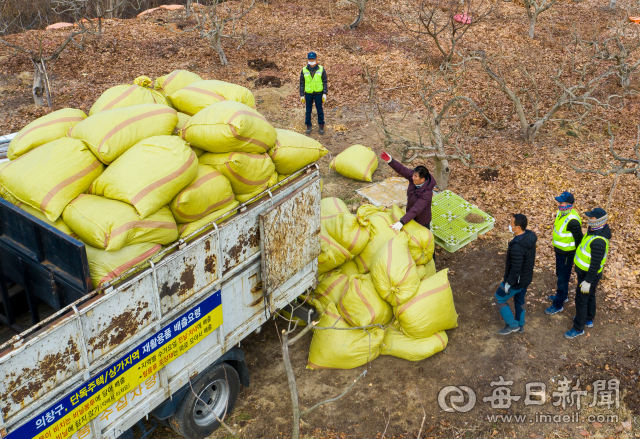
[586, 320, 594, 328]
[564, 328, 584, 339]
[498, 325, 520, 335]
[305, 126, 312, 134]
[548, 294, 569, 304]
[518, 326, 524, 333]
[545, 305, 564, 315]
[319, 125, 325, 135]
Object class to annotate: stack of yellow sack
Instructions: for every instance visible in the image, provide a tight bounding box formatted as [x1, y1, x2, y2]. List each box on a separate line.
[0, 70, 328, 290]
[307, 199, 456, 369]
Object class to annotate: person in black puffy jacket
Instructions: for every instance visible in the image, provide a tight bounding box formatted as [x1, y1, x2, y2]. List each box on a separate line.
[494, 214, 538, 336]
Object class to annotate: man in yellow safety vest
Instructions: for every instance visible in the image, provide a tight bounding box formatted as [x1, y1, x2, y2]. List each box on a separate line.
[300, 52, 327, 135]
[564, 208, 611, 339]
[545, 191, 583, 316]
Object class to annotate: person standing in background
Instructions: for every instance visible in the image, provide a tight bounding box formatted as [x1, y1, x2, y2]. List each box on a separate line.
[300, 52, 327, 135]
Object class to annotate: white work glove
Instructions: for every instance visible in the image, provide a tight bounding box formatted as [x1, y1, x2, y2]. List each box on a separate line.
[322, 94, 326, 103]
[301, 96, 306, 104]
[504, 283, 511, 293]
[580, 281, 591, 293]
[391, 221, 403, 231]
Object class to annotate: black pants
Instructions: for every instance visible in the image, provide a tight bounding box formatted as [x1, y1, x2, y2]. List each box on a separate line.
[305, 93, 324, 127]
[552, 252, 574, 309]
[573, 268, 600, 331]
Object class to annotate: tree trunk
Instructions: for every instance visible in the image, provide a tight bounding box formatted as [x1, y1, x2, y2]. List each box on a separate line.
[349, 0, 365, 29]
[609, 0, 616, 9]
[281, 332, 301, 439]
[619, 63, 630, 88]
[528, 15, 536, 39]
[186, 0, 192, 17]
[32, 65, 45, 107]
[522, 121, 542, 144]
[433, 157, 450, 190]
[211, 35, 228, 66]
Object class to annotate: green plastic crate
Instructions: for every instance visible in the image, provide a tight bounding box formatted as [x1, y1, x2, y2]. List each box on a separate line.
[430, 190, 495, 253]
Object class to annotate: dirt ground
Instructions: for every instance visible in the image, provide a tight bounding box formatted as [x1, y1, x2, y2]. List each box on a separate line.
[144, 111, 639, 439]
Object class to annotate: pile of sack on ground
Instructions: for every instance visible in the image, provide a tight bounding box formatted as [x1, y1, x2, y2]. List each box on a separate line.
[0, 70, 327, 289]
[305, 197, 458, 368]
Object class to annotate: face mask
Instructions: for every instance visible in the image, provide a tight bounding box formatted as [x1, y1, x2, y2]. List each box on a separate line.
[308, 61, 316, 66]
[588, 215, 608, 230]
[508, 224, 513, 233]
[558, 204, 572, 216]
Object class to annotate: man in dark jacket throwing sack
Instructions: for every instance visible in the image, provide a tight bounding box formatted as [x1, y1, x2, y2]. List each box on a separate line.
[564, 208, 611, 339]
[495, 214, 538, 335]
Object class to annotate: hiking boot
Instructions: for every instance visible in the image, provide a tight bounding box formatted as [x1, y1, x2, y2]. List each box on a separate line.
[564, 328, 584, 339]
[305, 125, 312, 135]
[548, 294, 569, 303]
[586, 320, 594, 328]
[545, 305, 564, 315]
[498, 325, 520, 336]
[319, 125, 325, 135]
[518, 326, 524, 333]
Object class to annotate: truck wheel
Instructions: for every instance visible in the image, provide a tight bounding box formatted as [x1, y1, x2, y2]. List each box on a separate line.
[169, 363, 240, 439]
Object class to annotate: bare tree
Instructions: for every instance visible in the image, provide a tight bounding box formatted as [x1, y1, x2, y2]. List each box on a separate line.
[345, 0, 368, 29]
[470, 39, 623, 144]
[571, 125, 640, 210]
[364, 54, 499, 190]
[181, 0, 255, 66]
[393, 0, 493, 65]
[588, 19, 640, 89]
[501, 0, 559, 39]
[52, 0, 145, 36]
[0, 29, 86, 106]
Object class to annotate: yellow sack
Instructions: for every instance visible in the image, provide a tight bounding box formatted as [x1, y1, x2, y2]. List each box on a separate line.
[199, 151, 275, 195]
[320, 197, 349, 219]
[169, 80, 256, 115]
[337, 259, 360, 277]
[354, 210, 398, 274]
[0, 163, 18, 204]
[63, 194, 178, 251]
[339, 274, 393, 327]
[394, 269, 458, 338]
[307, 303, 384, 370]
[89, 136, 197, 219]
[370, 233, 420, 306]
[192, 147, 205, 157]
[421, 259, 436, 280]
[318, 224, 351, 275]
[15, 201, 76, 236]
[86, 242, 162, 288]
[89, 76, 170, 115]
[310, 272, 349, 314]
[380, 327, 447, 361]
[390, 205, 435, 265]
[175, 112, 191, 132]
[234, 172, 279, 204]
[181, 101, 276, 154]
[268, 129, 328, 174]
[329, 144, 378, 182]
[154, 70, 202, 96]
[170, 165, 235, 223]
[278, 174, 289, 182]
[0, 138, 104, 222]
[322, 212, 369, 257]
[8, 108, 87, 160]
[179, 200, 239, 238]
[69, 104, 178, 164]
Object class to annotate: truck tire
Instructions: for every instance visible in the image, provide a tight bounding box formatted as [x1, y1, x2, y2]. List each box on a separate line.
[169, 363, 240, 439]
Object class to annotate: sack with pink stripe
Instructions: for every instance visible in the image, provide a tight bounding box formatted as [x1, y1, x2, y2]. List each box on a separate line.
[0, 137, 104, 222]
[63, 194, 178, 251]
[330, 144, 378, 182]
[338, 274, 393, 327]
[322, 212, 369, 257]
[169, 80, 255, 115]
[154, 70, 202, 96]
[380, 326, 448, 361]
[8, 108, 87, 160]
[169, 164, 235, 223]
[198, 151, 275, 195]
[369, 233, 420, 307]
[69, 104, 178, 164]
[89, 136, 198, 219]
[318, 223, 351, 275]
[181, 101, 276, 154]
[89, 76, 171, 116]
[85, 242, 162, 288]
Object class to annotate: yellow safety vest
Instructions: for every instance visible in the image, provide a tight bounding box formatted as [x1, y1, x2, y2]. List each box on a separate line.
[552, 209, 582, 251]
[303, 65, 324, 94]
[574, 235, 609, 273]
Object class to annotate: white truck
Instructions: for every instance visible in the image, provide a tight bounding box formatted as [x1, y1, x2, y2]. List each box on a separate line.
[0, 158, 321, 439]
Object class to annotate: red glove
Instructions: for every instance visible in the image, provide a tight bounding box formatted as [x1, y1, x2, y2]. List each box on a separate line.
[381, 151, 392, 163]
